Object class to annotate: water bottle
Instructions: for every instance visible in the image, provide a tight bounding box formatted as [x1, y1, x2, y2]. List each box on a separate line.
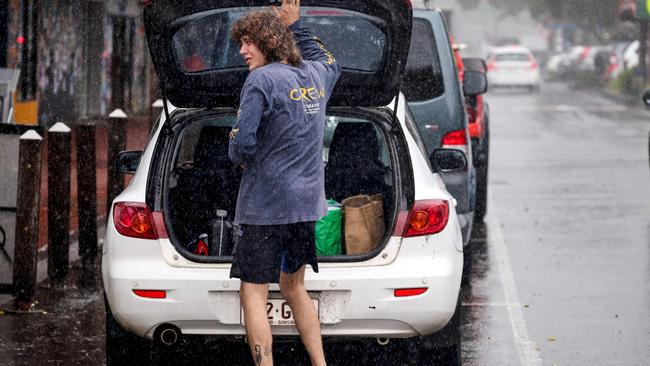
[209, 209, 232, 256]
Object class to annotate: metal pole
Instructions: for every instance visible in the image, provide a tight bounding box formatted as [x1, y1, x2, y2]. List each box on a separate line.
[12, 130, 43, 309]
[76, 120, 97, 268]
[47, 122, 71, 284]
[111, 15, 126, 111]
[107, 109, 127, 214]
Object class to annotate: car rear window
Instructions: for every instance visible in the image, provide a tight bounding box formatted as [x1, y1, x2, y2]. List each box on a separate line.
[403, 18, 444, 102]
[171, 8, 386, 73]
[495, 53, 530, 62]
[171, 113, 391, 173]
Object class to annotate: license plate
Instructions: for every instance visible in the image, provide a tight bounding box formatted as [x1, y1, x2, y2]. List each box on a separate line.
[241, 298, 319, 326]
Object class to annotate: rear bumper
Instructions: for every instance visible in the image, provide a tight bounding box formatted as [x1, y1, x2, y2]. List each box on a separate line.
[488, 71, 540, 86]
[103, 234, 462, 340]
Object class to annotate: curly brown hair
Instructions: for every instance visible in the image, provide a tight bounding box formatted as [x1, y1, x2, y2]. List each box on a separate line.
[231, 10, 301, 67]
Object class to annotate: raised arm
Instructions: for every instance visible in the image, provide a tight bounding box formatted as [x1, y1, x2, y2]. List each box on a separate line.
[272, 0, 337, 64]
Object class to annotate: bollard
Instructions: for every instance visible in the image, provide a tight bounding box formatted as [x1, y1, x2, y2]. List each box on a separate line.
[47, 122, 72, 284]
[12, 130, 43, 309]
[151, 99, 164, 131]
[76, 121, 97, 268]
[107, 109, 127, 215]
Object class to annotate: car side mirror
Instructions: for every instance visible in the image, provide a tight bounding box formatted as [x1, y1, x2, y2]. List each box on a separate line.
[117, 150, 142, 175]
[463, 70, 488, 96]
[431, 148, 467, 172]
[643, 89, 650, 109]
[462, 57, 487, 73]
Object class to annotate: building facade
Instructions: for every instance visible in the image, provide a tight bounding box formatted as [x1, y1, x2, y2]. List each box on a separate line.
[1, 0, 154, 126]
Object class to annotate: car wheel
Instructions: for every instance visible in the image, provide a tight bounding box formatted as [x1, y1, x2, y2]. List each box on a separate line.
[105, 294, 151, 366]
[418, 298, 462, 366]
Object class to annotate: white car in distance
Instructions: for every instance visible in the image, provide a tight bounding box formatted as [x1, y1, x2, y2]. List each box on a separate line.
[487, 45, 542, 92]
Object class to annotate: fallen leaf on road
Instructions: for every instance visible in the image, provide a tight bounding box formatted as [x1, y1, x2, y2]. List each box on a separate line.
[548, 336, 557, 342]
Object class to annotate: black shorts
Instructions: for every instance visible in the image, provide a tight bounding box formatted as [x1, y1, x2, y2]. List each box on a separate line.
[229, 222, 319, 284]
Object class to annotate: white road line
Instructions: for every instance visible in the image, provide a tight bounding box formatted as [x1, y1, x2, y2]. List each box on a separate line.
[502, 105, 628, 112]
[486, 209, 542, 366]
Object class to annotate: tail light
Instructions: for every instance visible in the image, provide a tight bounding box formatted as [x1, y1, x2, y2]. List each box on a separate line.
[393, 200, 450, 238]
[113, 202, 163, 240]
[442, 129, 466, 146]
[487, 61, 497, 71]
[579, 47, 590, 62]
[529, 61, 538, 70]
[442, 128, 469, 157]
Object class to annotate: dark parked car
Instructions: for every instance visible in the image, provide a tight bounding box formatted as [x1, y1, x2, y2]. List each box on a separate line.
[461, 56, 490, 222]
[404, 9, 486, 247]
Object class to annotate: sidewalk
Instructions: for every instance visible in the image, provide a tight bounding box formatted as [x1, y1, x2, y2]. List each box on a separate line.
[0, 255, 105, 366]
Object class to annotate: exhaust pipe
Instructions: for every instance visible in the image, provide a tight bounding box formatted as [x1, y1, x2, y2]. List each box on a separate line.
[154, 324, 182, 348]
[377, 337, 390, 346]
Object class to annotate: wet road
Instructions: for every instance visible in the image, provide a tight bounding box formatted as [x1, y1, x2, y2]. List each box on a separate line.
[462, 82, 650, 365]
[1, 82, 649, 365]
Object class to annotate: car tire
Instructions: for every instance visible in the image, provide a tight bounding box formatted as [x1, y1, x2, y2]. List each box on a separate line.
[418, 298, 462, 366]
[105, 294, 151, 366]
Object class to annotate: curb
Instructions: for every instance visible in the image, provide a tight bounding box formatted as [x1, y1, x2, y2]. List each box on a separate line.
[600, 89, 641, 107]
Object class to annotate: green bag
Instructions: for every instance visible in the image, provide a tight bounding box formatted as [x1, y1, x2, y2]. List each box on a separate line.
[316, 200, 343, 256]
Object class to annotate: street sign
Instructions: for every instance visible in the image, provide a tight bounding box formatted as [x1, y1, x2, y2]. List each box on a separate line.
[637, 0, 650, 20]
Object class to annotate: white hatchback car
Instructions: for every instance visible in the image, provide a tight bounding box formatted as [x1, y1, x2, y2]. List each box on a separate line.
[103, 1, 466, 365]
[487, 45, 542, 91]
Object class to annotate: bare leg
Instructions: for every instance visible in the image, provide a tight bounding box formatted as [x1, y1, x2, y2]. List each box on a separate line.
[240, 281, 273, 366]
[279, 266, 326, 366]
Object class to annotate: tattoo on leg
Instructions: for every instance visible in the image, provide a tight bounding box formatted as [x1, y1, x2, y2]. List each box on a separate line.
[255, 344, 262, 365]
[264, 346, 272, 357]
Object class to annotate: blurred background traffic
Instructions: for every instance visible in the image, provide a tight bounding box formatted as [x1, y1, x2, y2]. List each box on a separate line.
[415, 0, 647, 102]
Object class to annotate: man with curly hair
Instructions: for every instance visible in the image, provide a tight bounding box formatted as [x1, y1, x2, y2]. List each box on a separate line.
[228, 0, 340, 365]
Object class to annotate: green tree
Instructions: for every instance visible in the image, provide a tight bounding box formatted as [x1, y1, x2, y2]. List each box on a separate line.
[489, 0, 618, 34]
